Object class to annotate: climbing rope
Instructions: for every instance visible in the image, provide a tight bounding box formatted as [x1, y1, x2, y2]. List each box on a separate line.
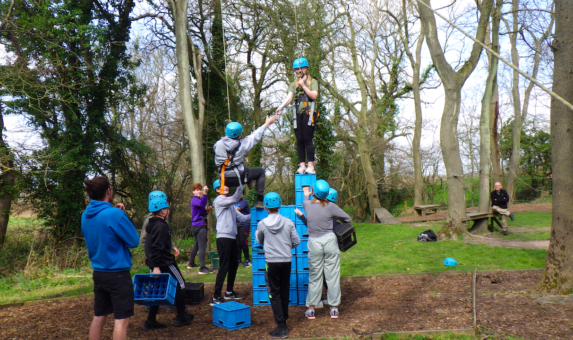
[221, 4, 232, 122]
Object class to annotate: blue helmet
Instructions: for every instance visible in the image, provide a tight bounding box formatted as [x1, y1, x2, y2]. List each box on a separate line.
[264, 192, 282, 209]
[148, 190, 167, 202]
[213, 179, 221, 190]
[149, 198, 169, 212]
[326, 188, 338, 202]
[312, 180, 330, 199]
[225, 122, 243, 139]
[444, 257, 457, 266]
[293, 58, 309, 69]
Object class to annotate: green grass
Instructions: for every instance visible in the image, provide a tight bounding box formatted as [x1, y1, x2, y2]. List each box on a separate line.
[508, 212, 551, 228]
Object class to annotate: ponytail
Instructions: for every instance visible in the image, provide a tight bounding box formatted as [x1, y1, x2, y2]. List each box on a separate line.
[84, 176, 111, 201]
[311, 197, 329, 207]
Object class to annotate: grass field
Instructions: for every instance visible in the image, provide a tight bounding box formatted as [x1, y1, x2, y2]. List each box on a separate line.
[0, 211, 551, 304]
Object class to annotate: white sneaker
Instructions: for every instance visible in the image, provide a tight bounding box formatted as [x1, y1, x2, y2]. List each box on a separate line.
[305, 165, 315, 174]
[296, 165, 306, 174]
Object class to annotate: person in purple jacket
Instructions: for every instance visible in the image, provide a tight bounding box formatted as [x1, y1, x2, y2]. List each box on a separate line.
[188, 183, 214, 274]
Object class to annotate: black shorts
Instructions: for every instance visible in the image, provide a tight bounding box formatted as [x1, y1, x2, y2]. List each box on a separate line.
[93, 270, 134, 319]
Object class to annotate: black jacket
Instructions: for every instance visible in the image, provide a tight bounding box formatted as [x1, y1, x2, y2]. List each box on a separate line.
[490, 189, 510, 209]
[144, 217, 176, 268]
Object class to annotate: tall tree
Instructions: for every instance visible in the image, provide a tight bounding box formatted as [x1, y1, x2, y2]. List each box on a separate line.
[417, 0, 493, 239]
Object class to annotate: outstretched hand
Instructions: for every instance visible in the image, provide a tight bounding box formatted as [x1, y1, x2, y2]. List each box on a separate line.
[265, 114, 278, 127]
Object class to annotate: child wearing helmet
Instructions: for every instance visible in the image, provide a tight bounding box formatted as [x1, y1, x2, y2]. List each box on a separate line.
[301, 180, 350, 320]
[255, 192, 300, 338]
[143, 191, 194, 330]
[276, 57, 320, 175]
[213, 115, 279, 208]
[210, 179, 251, 306]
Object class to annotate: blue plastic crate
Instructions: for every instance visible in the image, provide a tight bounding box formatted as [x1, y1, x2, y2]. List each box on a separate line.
[295, 174, 317, 189]
[296, 255, 309, 272]
[252, 272, 297, 288]
[295, 191, 306, 206]
[133, 273, 177, 306]
[295, 207, 306, 224]
[251, 207, 268, 222]
[252, 256, 266, 273]
[296, 272, 309, 288]
[296, 223, 308, 239]
[251, 238, 295, 255]
[295, 239, 308, 255]
[212, 301, 251, 330]
[253, 288, 298, 306]
[297, 288, 308, 306]
[278, 205, 296, 221]
[251, 222, 259, 235]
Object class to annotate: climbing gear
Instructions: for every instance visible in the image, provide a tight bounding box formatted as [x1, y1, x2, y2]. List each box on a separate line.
[293, 58, 309, 69]
[296, 164, 306, 174]
[218, 141, 247, 192]
[149, 197, 169, 213]
[326, 188, 338, 202]
[312, 180, 330, 199]
[304, 164, 315, 174]
[225, 122, 243, 139]
[264, 192, 282, 209]
[148, 190, 167, 201]
[213, 179, 221, 190]
[444, 257, 457, 266]
[305, 309, 315, 319]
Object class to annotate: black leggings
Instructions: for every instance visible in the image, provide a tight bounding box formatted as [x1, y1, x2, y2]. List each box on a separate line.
[294, 112, 315, 163]
[189, 226, 208, 268]
[214, 237, 239, 297]
[224, 167, 265, 197]
[147, 263, 186, 321]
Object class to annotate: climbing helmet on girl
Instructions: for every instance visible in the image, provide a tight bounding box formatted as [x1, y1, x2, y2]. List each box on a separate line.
[293, 58, 309, 69]
[326, 188, 338, 202]
[313, 180, 330, 199]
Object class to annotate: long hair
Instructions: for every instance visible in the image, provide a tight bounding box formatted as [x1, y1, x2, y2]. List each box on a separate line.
[293, 72, 312, 88]
[311, 197, 329, 207]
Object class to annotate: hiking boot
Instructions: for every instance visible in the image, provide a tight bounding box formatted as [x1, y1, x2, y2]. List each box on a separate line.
[174, 313, 194, 327]
[305, 309, 315, 319]
[503, 230, 509, 236]
[199, 267, 215, 275]
[224, 291, 244, 300]
[141, 320, 167, 330]
[187, 263, 198, 269]
[296, 164, 306, 174]
[166, 305, 177, 313]
[269, 325, 288, 338]
[330, 307, 339, 318]
[243, 260, 252, 267]
[305, 165, 315, 174]
[210, 296, 225, 306]
[509, 213, 515, 221]
[255, 200, 265, 209]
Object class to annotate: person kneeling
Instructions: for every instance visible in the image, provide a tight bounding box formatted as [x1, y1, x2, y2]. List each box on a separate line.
[256, 193, 300, 338]
[143, 191, 194, 330]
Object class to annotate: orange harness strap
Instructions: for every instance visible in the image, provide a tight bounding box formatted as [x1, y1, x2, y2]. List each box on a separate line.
[220, 156, 232, 190]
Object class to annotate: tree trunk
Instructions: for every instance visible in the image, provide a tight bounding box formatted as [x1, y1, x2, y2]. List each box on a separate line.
[490, 98, 503, 184]
[537, 0, 573, 295]
[0, 108, 15, 247]
[170, 0, 206, 185]
[356, 131, 382, 218]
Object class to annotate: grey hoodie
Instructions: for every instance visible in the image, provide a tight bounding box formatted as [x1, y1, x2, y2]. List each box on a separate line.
[256, 214, 300, 263]
[213, 124, 267, 174]
[303, 195, 351, 238]
[213, 186, 251, 239]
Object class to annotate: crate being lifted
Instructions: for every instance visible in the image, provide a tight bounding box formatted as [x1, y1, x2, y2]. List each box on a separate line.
[333, 223, 358, 252]
[133, 273, 177, 306]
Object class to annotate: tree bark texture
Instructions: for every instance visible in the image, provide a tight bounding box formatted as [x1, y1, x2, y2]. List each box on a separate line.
[0, 108, 15, 247]
[538, 0, 573, 295]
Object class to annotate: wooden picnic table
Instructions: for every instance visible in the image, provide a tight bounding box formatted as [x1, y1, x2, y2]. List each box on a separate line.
[463, 210, 503, 230]
[413, 204, 442, 216]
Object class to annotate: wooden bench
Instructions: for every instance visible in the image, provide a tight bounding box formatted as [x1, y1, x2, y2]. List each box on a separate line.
[463, 211, 503, 230]
[413, 204, 442, 216]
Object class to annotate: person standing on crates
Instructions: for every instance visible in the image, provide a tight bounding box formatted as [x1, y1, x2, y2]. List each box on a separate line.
[490, 182, 515, 236]
[210, 179, 251, 306]
[302, 180, 350, 319]
[143, 191, 194, 330]
[255, 192, 300, 338]
[276, 57, 320, 175]
[188, 183, 215, 274]
[81, 176, 140, 340]
[235, 194, 252, 267]
[213, 114, 279, 208]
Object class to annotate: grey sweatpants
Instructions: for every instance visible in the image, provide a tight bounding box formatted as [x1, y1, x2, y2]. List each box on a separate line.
[306, 233, 341, 307]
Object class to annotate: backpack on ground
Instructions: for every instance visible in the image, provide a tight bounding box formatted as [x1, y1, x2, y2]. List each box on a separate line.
[417, 229, 437, 242]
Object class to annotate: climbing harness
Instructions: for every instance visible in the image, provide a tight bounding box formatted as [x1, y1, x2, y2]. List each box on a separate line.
[218, 141, 246, 191]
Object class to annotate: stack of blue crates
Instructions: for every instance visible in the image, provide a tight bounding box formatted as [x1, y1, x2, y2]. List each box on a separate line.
[251, 173, 316, 307]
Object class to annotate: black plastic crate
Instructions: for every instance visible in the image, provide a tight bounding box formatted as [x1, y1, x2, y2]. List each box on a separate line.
[333, 223, 357, 252]
[184, 282, 204, 305]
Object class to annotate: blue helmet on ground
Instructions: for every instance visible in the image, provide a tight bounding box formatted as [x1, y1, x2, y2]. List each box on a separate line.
[293, 58, 309, 69]
[326, 188, 338, 202]
[264, 192, 282, 209]
[213, 179, 221, 190]
[312, 180, 330, 199]
[149, 198, 169, 213]
[148, 190, 167, 202]
[444, 257, 457, 266]
[225, 122, 243, 139]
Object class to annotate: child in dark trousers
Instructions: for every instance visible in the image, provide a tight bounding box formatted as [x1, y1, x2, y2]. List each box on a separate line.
[255, 192, 300, 338]
[235, 195, 251, 266]
[143, 191, 194, 330]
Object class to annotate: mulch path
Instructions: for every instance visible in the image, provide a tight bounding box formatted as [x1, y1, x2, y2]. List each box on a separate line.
[1, 270, 571, 339]
[397, 203, 552, 223]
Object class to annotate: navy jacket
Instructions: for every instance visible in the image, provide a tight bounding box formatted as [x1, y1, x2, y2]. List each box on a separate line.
[491, 189, 510, 209]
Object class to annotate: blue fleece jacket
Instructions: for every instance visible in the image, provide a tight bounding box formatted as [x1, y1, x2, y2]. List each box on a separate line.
[81, 200, 140, 272]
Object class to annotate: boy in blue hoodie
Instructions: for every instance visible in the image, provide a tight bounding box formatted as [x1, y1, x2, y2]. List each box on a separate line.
[255, 192, 300, 338]
[81, 176, 139, 340]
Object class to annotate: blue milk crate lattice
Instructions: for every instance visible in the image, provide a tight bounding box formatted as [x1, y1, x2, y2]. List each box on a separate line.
[212, 301, 251, 330]
[296, 256, 309, 272]
[252, 288, 298, 306]
[133, 273, 177, 306]
[294, 174, 317, 189]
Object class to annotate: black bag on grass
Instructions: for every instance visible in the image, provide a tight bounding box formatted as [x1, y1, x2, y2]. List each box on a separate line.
[417, 229, 437, 242]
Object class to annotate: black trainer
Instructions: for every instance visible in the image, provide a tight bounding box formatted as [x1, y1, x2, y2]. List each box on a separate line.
[503, 230, 509, 236]
[174, 313, 194, 327]
[187, 263, 198, 269]
[210, 296, 225, 306]
[269, 326, 288, 338]
[224, 291, 244, 300]
[199, 267, 215, 275]
[141, 320, 167, 330]
[509, 213, 515, 221]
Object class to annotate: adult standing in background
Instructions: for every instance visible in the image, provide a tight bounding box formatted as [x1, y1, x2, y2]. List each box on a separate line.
[81, 176, 140, 340]
[490, 182, 515, 236]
